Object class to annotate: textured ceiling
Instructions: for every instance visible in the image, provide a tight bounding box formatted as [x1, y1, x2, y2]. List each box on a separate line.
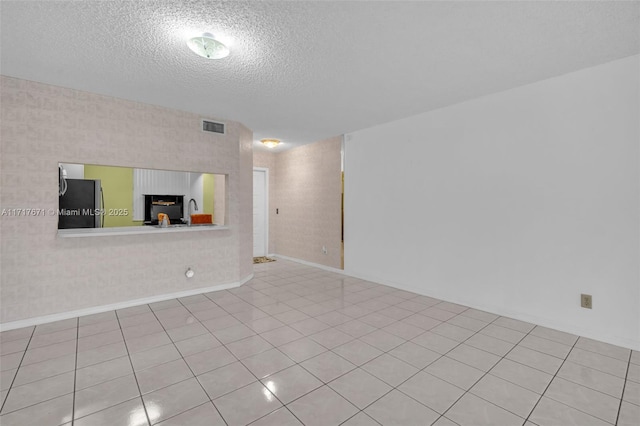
[1, 1, 639, 151]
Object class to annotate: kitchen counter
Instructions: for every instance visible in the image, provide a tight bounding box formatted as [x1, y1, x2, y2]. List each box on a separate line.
[57, 224, 228, 238]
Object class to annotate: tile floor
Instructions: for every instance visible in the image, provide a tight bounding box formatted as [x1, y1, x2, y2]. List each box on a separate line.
[1, 259, 638, 426]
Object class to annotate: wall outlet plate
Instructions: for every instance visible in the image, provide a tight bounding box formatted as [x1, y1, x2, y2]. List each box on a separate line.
[581, 294, 592, 309]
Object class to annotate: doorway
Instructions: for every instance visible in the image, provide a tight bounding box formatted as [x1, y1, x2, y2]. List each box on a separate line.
[253, 168, 268, 257]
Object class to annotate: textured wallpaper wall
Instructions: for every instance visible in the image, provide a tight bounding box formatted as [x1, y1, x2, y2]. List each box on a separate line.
[262, 137, 342, 269]
[0, 76, 253, 323]
[238, 125, 254, 279]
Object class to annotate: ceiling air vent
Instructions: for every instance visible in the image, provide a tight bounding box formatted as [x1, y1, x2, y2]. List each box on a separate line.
[202, 119, 225, 134]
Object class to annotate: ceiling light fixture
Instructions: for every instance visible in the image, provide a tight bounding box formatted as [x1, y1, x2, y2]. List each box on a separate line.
[261, 139, 281, 148]
[186, 33, 229, 59]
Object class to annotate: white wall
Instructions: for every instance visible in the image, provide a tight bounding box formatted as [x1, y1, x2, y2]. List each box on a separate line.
[60, 163, 84, 179]
[344, 55, 639, 350]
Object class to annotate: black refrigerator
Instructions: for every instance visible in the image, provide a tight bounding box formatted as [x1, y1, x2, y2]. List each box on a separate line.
[58, 179, 102, 229]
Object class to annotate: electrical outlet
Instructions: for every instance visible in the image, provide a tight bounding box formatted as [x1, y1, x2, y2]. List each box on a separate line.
[581, 294, 592, 309]
[322, 246, 327, 255]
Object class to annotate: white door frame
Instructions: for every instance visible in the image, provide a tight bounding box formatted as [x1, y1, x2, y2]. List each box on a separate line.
[253, 167, 269, 257]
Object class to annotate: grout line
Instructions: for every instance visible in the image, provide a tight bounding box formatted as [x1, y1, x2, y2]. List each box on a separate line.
[418, 325, 496, 415]
[197, 291, 311, 426]
[523, 334, 581, 425]
[272, 303, 476, 424]
[252, 267, 460, 426]
[338, 410, 383, 426]
[615, 350, 633, 425]
[202, 286, 377, 424]
[0, 325, 36, 414]
[70, 318, 79, 426]
[114, 309, 152, 426]
[152, 297, 230, 426]
[0, 357, 78, 414]
[254, 266, 500, 422]
[561, 348, 631, 378]
[551, 361, 628, 399]
[2, 329, 78, 355]
[441, 315, 626, 424]
[273, 307, 478, 423]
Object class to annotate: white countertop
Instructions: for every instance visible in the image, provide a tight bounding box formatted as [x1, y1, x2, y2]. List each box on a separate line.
[57, 224, 228, 238]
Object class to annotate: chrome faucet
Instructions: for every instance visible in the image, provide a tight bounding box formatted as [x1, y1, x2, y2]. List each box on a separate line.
[187, 198, 199, 226]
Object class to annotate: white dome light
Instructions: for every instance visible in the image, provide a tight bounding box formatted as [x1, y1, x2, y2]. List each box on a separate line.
[186, 33, 229, 59]
[261, 138, 281, 148]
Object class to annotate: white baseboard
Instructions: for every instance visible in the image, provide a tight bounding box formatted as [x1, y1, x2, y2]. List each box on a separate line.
[6, 254, 638, 351]
[0, 273, 254, 332]
[273, 254, 345, 274]
[343, 268, 640, 351]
